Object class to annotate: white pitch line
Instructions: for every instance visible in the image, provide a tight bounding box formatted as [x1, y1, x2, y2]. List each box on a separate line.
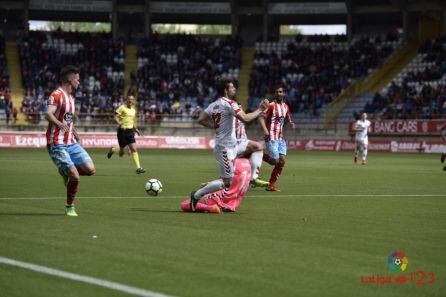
[0, 194, 445, 200]
[0, 256, 176, 297]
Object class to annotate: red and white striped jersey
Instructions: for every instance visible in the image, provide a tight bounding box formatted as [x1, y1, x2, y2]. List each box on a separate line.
[46, 88, 77, 145]
[235, 118, 247, 142]
[264, 101, 290, 141]
[204, 97, 241, 147]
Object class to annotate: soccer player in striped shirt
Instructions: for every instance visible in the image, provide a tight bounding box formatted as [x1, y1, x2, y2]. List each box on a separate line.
[45, 65, 96, 216]
[259, 85, 295, 192]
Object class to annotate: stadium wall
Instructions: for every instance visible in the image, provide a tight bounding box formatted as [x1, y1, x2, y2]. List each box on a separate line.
[0, 132, 444, 154]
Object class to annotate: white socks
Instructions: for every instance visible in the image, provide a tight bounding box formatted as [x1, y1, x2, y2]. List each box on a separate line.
[249, 151, 263, 180]
[362, 148, 368, 161]
[194, 179, 225, 199]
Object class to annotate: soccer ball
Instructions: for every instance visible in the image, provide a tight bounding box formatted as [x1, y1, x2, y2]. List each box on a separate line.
[145, 179, 163, 196]
[394, 258, 402, 266]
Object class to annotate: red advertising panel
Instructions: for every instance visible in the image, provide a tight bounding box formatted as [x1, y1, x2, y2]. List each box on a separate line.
[349, 120, 446, 135]
[0, 132, 211, 149]
[0, 133, 444, 154]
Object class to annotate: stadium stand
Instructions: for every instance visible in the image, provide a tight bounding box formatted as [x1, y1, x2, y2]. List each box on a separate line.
[133, 34, 242, 122]
[248, 34, 402, 123]
[363, 34, 446, 119]
[18, 31, 125, 123]
[0, 33, 13, 123]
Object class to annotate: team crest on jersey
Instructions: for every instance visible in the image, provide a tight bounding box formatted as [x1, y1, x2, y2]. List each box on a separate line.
[64, 112, 73, 123]
[213, 105, 220, 110]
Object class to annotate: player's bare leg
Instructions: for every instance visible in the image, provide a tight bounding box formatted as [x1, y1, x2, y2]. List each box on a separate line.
[128, 143, 145, 174]
[77, 162, 96, 176]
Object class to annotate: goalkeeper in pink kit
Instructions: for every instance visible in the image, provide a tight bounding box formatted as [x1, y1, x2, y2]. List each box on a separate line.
[181, 158, 251, 214]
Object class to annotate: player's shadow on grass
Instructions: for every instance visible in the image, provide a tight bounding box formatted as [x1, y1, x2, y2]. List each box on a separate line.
[130, 208, 181, 213]
[0, 213, 64, 216]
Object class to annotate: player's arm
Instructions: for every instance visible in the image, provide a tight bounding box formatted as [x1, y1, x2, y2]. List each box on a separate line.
[258, 115, 270, 142]
[237, 99, 269, 123]
[133, 120, 142, 136]
[197, 111, 214, 129]
[72, 127, 81, 142]
[441, 125, 446, 140]
[286, 109, 295, 129]
[45, 105, 69, 132]
[113, 112, 121, 128]
[352, 122, 364, 132]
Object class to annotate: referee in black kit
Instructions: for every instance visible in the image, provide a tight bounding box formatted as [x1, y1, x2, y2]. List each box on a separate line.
[107, 95, 146, 174]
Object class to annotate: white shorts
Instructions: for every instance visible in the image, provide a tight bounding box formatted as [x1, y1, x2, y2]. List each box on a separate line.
[356, 137, 369, 147]
[214, 145, 237, 179]
[236, 140, 249, 158]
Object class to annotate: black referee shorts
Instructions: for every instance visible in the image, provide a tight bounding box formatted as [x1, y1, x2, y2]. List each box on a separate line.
[117, 128, 136, 148]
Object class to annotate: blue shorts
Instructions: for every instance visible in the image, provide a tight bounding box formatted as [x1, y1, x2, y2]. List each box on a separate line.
[265, 139, 287, 160]
[47, 143, 92, 172]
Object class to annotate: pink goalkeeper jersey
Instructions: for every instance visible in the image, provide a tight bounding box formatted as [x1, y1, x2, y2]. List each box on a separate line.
[204, 158, 251, 212]
[46, 88, 77, 145]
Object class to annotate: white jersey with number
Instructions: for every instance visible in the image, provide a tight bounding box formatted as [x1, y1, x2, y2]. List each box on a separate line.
[205, 97, 241, 148]
[355, 120, 371, 141]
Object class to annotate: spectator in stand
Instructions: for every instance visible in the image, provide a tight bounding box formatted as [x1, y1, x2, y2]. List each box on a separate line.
[133, 34, 242, 119]
[362, 34, 446, 120]
[18, 30, 125, 123]
[249, 34, 400, 117]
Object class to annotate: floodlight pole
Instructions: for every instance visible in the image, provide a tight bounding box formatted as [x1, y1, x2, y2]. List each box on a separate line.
[112, 0, 118, 42]
[346, 0, 353, 42]
[230, 0, 239, 38]
[262, 0, 269, 42]
[144, 0, 151, 37]
[24, 0, 29, 36]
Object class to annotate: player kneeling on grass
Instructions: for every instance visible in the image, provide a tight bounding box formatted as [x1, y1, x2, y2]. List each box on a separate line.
[352, 113, 371, 165]
[181, 158, 251, 214]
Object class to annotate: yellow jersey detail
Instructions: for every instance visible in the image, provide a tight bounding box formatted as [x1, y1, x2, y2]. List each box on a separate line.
[116, 105, 136, 129]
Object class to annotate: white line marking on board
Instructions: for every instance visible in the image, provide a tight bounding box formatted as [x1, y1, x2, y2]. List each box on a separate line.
[0, 194, 445, 200]
[0, 256, 176, 297]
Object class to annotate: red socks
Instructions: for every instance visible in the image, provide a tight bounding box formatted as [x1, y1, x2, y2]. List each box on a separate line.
[66, 180, 79, 205]
[269, 164, 284, 186]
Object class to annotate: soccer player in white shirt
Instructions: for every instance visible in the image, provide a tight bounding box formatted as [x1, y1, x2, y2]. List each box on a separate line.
[352, 113, 371, 165]
[189, 77, 268, 211]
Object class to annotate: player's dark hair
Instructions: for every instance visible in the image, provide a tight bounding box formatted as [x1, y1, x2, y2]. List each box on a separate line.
[274, 84, 284, 92]
[60, 65, 80, 84]
[216, 77, 234, 96]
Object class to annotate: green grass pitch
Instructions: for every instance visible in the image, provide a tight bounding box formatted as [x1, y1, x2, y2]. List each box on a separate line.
[0, 148, 445, 297]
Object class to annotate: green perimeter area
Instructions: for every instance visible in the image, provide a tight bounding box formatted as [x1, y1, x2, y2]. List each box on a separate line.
[0, 148, 445, 297]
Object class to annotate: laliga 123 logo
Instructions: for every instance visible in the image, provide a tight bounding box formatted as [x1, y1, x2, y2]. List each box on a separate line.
[388, 251, 409, 271]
